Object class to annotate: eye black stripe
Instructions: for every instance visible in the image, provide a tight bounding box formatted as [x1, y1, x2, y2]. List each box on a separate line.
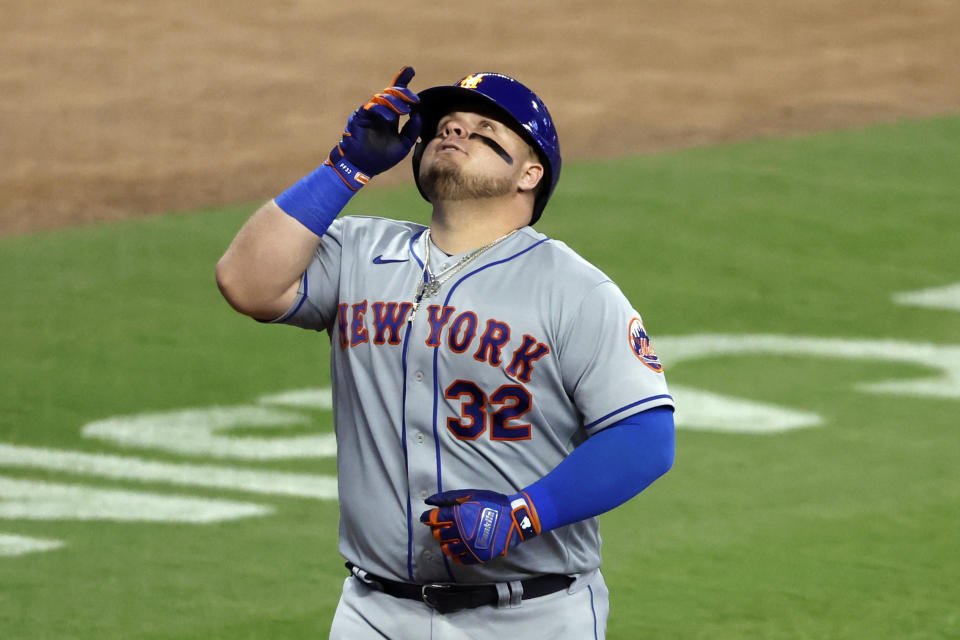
[468, 133, 514, 165]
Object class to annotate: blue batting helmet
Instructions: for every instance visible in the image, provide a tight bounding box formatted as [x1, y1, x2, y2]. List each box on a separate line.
[412, 72, 561, 224]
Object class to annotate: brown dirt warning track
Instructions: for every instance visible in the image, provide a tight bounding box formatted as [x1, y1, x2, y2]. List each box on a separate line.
[1, 0, 958, 235]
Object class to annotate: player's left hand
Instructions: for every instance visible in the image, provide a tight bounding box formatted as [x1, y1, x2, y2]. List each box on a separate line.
[419, 489, 541, 564]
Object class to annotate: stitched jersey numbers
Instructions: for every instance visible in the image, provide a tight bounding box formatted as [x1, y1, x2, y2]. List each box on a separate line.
[444, 380, 486, 440]
[489, 385, 533, 441]
[444, 381, 533, 441]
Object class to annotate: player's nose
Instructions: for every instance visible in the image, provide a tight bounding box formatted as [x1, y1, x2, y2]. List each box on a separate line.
[439, 117, 468, 139]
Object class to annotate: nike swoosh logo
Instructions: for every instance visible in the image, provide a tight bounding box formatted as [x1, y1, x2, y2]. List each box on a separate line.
[372, 255, 409, 265]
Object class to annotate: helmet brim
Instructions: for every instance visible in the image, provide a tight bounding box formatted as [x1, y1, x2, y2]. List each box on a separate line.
[416, 86, 540, 152]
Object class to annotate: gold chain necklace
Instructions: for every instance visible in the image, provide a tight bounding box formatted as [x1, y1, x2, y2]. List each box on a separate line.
[408, 228, 518, 323]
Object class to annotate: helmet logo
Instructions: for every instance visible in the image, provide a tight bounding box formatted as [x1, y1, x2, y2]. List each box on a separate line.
[459, 74, 487, 89]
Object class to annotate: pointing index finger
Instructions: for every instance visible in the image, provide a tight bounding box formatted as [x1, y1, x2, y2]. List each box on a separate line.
[391, 66, 415, 89]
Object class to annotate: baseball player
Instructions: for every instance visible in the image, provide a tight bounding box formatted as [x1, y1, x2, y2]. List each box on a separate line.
[216, 67, 675, 639]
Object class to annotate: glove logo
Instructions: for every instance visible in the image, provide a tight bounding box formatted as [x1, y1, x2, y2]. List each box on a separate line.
[475, 507, 498, 550]
[459, 74, 487, 89]
[629, 317, 664, 373]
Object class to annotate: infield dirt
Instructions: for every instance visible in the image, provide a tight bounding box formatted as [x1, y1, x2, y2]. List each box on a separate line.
[2, 0, 957, 235]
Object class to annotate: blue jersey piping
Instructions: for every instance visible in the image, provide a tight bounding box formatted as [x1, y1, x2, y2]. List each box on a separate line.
[269, 270, 309, 324]
[583, 394, 674, 430]
[589, 584, 598, 639]
[400, 320, 416, 582]
[409, 229, 426, 269]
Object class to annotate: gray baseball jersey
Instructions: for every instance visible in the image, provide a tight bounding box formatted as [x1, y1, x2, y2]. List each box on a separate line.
[274, 215, 673, 584]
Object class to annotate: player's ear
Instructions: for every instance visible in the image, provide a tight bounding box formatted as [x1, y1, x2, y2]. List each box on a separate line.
[517, 160, 544, 194]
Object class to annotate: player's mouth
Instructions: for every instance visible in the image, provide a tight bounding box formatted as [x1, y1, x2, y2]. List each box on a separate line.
[438, 141, 466, 154]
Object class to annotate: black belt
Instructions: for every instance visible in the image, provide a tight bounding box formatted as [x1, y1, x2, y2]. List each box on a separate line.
[346, 562, 573, 614]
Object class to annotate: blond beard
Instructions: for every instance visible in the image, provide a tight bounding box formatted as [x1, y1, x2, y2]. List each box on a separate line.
[420, 164, 515, 202]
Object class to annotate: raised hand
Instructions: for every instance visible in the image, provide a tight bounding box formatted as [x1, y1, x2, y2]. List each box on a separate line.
[327, 66, 422, 184]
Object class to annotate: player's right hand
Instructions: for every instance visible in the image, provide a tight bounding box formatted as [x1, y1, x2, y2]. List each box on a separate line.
[328, 66, 422, 180]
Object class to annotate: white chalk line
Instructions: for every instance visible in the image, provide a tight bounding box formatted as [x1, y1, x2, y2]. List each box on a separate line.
[892, 282, 960, 312]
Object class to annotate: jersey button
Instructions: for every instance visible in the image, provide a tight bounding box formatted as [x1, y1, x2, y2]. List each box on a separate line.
[414, 371, 424, 382]
[415, 433, 425, 444]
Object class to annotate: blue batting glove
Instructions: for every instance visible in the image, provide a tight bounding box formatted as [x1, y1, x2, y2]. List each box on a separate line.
[420, 489, 541, 565]
[327, 66, 422, 183]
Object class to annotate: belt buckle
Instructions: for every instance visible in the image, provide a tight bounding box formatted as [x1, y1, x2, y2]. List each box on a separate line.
[421, 583, 456, 612]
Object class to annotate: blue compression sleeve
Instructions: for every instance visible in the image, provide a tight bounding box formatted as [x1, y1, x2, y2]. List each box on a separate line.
[274, 158, 366, 237]
[522, 406, 675, 533]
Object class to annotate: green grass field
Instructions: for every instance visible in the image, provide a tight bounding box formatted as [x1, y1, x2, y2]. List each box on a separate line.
[2, 116, 958, 639]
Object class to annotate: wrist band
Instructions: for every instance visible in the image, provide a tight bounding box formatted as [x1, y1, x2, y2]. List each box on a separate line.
[275, 158, 369, 236]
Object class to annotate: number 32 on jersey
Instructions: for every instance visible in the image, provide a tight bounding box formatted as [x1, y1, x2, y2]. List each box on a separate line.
[444, 381, 532, 441]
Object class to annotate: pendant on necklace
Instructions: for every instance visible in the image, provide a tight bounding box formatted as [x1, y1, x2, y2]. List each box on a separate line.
[409, 278, 439, 324]
[422, 278, 441, 298]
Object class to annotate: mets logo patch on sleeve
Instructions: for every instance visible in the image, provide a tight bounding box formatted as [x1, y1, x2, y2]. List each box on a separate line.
[628, 317, 664, 372]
